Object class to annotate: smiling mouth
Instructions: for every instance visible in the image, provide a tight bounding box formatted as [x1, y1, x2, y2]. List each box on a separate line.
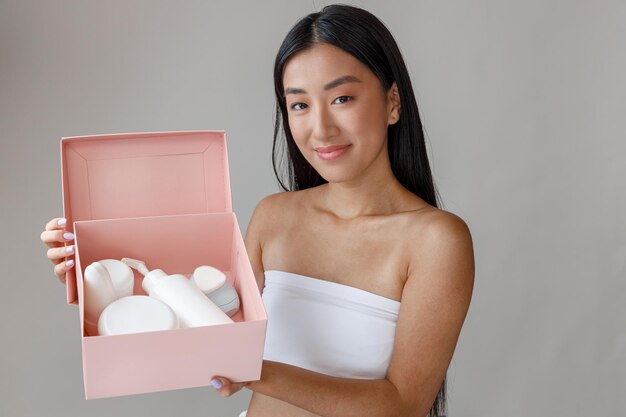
[315, 144, 351, 161]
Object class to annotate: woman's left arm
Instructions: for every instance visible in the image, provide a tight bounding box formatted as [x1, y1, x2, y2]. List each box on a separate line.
[213, 212, 475, 417]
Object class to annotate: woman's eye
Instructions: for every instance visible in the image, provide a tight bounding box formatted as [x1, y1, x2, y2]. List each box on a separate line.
[333, 96, 351, 104]
[291, 103, 308, 110]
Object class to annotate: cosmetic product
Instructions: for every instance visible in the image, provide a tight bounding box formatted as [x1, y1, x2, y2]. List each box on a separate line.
[191, 265, 240, 317]
[83, 261, 118, 336]
[98, 295, 178, 336]
[121, 258, 233, 327]
[97, 259, 134, 299]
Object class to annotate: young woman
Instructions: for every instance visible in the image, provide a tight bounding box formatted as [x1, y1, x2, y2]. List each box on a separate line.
[41, 5, 474, 417]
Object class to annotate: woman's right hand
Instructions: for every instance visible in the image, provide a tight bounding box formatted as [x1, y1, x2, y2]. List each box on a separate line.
[40, 217, 75, 284]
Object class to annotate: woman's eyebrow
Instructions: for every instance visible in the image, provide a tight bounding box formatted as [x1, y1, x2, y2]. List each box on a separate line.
[284, 75, 362, 96]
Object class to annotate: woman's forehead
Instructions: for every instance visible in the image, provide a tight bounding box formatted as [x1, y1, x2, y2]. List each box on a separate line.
[283, 43, 374, 90]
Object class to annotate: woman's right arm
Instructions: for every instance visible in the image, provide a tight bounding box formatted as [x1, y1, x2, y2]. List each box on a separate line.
[244, 195, 278, 294]
[40, 217, 75, 283]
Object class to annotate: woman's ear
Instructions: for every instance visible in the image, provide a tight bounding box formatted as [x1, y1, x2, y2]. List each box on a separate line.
[387, 81, 401, 125]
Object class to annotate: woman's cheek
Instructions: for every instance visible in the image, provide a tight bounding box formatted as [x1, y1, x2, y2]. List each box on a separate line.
[288, 118, 308, 146]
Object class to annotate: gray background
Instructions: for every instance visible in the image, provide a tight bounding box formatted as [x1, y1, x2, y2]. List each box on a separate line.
[1, 0, 624, 416]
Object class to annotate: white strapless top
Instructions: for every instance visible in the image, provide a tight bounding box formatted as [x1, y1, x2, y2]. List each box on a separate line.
[261, 270, 401, 379]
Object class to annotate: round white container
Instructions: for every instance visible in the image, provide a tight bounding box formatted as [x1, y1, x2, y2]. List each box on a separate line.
[98, 295, 179, 336]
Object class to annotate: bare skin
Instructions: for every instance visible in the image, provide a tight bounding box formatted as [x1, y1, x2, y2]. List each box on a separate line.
[241, 188, 456, 417]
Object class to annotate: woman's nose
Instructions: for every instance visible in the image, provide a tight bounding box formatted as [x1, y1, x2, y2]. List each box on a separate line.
[311, 106, 339, 140]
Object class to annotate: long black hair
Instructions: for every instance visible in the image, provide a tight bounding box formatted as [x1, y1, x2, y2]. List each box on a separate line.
[272, 4, 441, 210]
[272, 4, 445, 416]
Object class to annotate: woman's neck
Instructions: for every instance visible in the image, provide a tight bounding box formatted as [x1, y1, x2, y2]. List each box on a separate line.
[315, 168, 415, 220]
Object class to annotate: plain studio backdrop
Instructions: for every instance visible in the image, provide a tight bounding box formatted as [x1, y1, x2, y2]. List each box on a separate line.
[1, 1, 624, 416]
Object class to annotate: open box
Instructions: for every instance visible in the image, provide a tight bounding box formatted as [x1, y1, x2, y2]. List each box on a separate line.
[61, 131, 267, 399]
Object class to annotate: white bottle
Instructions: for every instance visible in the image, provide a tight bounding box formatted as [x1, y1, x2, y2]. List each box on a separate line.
[121, 258, 233, 328]
[97, 259, 134, 299]
[83, 261, 118, 336]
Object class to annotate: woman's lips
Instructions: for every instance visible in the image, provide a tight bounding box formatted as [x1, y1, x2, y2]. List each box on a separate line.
[315, 144, 351, 161]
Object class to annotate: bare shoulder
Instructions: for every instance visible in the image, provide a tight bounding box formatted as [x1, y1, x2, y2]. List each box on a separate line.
[257, 187, 317, 214]
[404, 207, 474, 283]
[251, 191, 283, 218]
[247, 190, 305, 237]
[248, 192, 284, 233]
[414, 208, 472, 245]
[256, 189, 302, 208]
[250, 190, 301, 220]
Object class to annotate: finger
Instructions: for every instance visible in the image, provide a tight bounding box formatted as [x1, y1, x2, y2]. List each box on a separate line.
[41, 229, 74, 248]
[210, 377, 227, 396]
[54, 258, 75, 283]
[211, 377, 248, 397]
[210, 377, 233, 397]
[47, 245, 74, 263]
[45, 217, 67, 231]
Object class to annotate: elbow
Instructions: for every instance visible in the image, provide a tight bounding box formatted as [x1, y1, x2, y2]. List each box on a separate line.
[395, 405, 430, 417]
[382, 378, 434, 417]
[392, 390, 433, 417]
[384, 388, 430, 417]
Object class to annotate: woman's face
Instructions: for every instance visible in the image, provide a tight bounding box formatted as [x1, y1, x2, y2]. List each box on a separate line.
[282, 43, 400, 185]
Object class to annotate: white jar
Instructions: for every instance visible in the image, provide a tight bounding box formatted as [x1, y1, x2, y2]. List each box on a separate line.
[98, 295, 178, 336]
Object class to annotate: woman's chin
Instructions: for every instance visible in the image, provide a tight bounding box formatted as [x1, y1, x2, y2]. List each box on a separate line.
[315, 170, 359, 185]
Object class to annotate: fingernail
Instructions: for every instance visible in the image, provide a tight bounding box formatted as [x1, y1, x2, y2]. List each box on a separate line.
[210, 378, 223, 389]
[58, 218, 67, 227]
[66, 259, 75, 268]
[65, 245, 74, 254]
[63, 232, 74, 241]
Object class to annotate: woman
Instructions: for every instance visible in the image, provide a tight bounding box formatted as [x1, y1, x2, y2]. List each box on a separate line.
[40, 5, 474, 417]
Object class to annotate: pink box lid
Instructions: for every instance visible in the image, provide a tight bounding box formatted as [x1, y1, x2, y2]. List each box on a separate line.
[60, 130, 233, 303]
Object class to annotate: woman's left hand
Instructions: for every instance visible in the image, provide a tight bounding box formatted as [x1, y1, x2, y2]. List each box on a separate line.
[210, 376, 250, 397]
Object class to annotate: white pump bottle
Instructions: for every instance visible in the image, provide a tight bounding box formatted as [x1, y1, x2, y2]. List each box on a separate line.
[121, 258, 233, 328]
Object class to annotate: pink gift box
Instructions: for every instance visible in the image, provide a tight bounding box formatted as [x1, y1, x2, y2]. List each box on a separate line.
[60, 131, 267, 399]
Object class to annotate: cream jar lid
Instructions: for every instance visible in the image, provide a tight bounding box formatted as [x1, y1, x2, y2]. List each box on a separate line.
[191, 265, 226, 294]
[98, 295, 178, 336]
